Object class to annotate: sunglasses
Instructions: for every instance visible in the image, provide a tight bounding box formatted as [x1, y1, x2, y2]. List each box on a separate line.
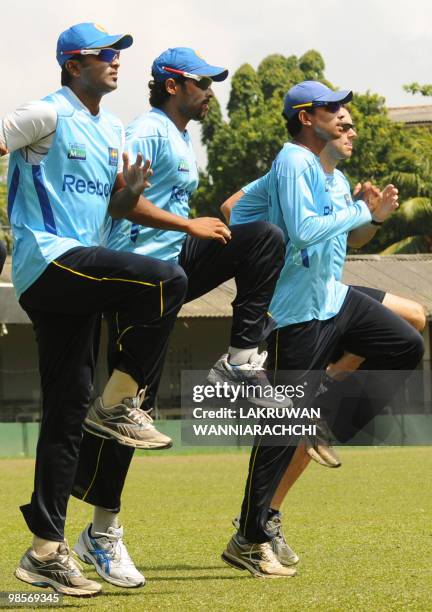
[162, 66, 213, 90]
[62, 48, 120, 63]
[292, 101, 342, 114]
[340, 122, 356, 133]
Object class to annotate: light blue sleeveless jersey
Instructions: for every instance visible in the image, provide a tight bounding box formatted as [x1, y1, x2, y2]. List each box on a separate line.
[107, 108, 199, 261]
[7, 87, 123, 297]
[231, 143, 371, 327]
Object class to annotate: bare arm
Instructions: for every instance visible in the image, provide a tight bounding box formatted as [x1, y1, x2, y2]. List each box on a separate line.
[220, 190, 245, 223]
[110, 153, 232, 244]
[348, 224, 379, 248]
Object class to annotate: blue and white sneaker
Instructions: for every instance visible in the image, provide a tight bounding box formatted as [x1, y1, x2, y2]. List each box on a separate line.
[207, 351, 292, 409]
[74, 524, 145, 588]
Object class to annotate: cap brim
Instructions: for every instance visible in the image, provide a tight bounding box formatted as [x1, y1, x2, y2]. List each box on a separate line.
[87, 33, 133, 51]
[314, 89, 353, 104]
[188, 65, 228, 82]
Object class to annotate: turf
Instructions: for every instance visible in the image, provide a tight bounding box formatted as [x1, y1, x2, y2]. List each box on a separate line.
[0, 447, 431, 611]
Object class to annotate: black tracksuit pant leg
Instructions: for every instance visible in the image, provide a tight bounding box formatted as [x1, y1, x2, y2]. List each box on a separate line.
[72, 221, 286, 511]
[239, 288, 424, 543]
[19, 246, 187, 541]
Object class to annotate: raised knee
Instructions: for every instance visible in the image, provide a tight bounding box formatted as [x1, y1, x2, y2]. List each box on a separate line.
[412, 305, 427, 332]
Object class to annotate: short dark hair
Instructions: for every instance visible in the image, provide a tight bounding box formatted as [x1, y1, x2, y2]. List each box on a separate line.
[283, 107, 316, 138]
[61, 57, 82, 86]
[148, 75, 186, 108]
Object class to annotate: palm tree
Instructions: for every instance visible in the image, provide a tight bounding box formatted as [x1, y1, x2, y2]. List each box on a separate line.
[379, 197, 432, 254]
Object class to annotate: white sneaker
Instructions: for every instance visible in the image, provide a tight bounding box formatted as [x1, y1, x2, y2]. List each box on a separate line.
[208, 352, 292, 409]
[74, 524, 145, 588]
[83, 389, 172, 450]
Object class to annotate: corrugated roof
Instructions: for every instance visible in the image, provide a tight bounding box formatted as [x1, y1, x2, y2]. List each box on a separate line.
[388, 105, 432, 125]
[0, 255, 431, 322]
[180, 254, 432, 319]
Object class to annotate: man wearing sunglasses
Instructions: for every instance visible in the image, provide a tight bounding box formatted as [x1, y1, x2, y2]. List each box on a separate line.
[216, 81, 424, 578]
[1, 23, 190, 595]
[222, 103, 426, 573]
[71, 46, 288, 582]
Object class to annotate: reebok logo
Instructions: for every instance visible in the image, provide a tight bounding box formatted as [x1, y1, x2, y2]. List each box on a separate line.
[62, 174, 112, 197]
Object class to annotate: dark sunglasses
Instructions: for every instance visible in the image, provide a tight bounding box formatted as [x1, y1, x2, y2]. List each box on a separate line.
[340, 122, 356, 132]
[312, 101, 342, 113]
[292, 101, 342, 114]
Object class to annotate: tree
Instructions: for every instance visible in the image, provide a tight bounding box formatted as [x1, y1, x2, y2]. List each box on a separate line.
[193, 51, 432, 253]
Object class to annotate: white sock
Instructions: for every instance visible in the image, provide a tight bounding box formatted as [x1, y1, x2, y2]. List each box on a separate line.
[102, 369, 138, 407]
[92, 507, 119, 535]
[228, 346, 258, 366]
[32, 536, 59, 557]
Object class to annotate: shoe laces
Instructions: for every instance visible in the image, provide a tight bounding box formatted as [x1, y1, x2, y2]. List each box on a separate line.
[57, 542, 83, 575]
[125, 387, 154, 427]
[268, 516, 286, 546]
[93, 529, 133, 566]
[258, 541, 279, 564]
[248, 350, 268, 370]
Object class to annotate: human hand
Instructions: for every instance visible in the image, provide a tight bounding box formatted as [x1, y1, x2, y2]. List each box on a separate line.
[186, 217, 232, 244]
[122, 152, 153, 197]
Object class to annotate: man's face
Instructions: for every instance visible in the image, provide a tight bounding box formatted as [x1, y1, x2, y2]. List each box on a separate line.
[175, 78, 213, 122]
[305, 103, 348, 142]
[325, 108, 357, 160]
[69, 51, 121, 95]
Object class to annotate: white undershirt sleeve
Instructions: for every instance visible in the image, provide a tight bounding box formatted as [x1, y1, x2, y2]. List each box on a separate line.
[0, 100, 57, 163]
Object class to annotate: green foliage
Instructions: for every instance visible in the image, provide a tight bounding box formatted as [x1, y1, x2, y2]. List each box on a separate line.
[193, 52, 432, 252]
[403, 82, 432, 97]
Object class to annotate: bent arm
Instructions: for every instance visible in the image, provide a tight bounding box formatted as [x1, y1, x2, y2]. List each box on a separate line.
[220, 190, 245, 223]
[279, 169, 372, 249]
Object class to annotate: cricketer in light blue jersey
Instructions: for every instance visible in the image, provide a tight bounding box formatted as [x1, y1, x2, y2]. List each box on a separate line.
[325, 169, 353, 280]
[107, 108, 199, 261]
[7, 86, 123, 297]
[231, 142, 372, 327]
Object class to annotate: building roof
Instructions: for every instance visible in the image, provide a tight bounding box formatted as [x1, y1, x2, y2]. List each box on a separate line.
[388, 105, 432, 126]
[0, 254, 431, 322]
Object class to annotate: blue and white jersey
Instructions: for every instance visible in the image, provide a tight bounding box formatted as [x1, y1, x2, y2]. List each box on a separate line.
[107, 108, 199, 262]
[7, 87, 123, 297]
[326, 169, 353, 281]
[232, 143, 371, 327]
[230, 174, 269, 224]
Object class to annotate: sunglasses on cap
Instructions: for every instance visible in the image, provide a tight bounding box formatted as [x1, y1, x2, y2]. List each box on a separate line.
[162, 66, 213, 90]
[61, 48, 120, 63]
[292, 101, 342, 114]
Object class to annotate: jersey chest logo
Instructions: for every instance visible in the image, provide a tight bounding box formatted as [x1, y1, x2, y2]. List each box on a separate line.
[108, 148, 119, 167]
[68, 143, 86, 161]
[178, 158, 190, 173]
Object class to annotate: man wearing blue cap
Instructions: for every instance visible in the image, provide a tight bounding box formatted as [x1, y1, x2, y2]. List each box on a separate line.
[1, 24, 189, 595]
[71, 46, 288, 580]
[218, 81, 424, 577]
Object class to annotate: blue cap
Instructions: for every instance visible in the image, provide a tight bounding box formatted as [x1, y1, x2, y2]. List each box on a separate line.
[57, 22, 133, 67]
[283, 81, 352, 119]
[152, 47, 228, 82]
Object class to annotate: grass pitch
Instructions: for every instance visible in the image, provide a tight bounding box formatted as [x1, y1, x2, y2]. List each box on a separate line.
[0, 447, 431, 611]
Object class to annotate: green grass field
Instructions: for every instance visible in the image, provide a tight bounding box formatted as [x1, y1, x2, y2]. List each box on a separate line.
[0, 447, 431, 611]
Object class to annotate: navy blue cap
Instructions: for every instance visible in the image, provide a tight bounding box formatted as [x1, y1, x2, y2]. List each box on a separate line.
[283, 81, 352, 119]
[152, 47, 228, 82]
[57, 22, 133, 67]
